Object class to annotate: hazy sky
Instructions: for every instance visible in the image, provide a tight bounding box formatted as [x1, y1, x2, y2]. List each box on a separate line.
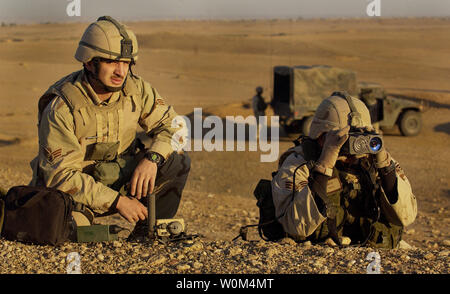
[0, 0, 449, 23]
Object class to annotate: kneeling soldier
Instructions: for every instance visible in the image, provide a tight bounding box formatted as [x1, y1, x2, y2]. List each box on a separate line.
[29, 16, 190, 241]
[271, 91, 417, 248]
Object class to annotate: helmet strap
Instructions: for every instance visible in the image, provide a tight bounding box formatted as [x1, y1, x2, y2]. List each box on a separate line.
[129, 62, 137, 78]
[332, 91, 363, 127]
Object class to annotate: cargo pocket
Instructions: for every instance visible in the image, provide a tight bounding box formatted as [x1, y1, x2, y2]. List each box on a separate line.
[92, 161, 121, 186]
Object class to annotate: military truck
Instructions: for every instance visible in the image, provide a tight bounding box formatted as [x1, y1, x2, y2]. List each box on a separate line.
[270, 65, 424, 136]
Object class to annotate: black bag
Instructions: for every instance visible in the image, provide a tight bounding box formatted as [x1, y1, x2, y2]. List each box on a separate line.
[0, 185, 75, 246]
[254, 179, 285, 241]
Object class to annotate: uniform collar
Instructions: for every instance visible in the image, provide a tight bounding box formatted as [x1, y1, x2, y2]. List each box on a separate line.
[121, 73, 139, 96]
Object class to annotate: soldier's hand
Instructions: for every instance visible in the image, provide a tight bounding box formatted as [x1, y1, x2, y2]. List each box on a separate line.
[317, 126, 350, 169]
[374, 147, 391, 168]
[324, 126, 350, 150]
[116, 196, 148, 223]
[130, 158, 158, 199]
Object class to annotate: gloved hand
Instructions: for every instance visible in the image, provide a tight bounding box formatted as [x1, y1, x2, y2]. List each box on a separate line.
[374, 147, 392, 168]
[316, 126, 350, 170]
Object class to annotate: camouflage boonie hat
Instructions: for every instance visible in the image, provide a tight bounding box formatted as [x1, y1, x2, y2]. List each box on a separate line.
[309, 91, 373, 140]
[75, 16, 138, 63]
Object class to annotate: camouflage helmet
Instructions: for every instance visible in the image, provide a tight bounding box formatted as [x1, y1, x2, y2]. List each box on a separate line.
[75, 16, 138, 64]
[309, 91, 373, 140]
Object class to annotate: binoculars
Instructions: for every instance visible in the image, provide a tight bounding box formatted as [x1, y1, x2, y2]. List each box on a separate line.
[340, 128, 383, 155]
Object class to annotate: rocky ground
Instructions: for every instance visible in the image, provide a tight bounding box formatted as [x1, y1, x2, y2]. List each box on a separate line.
[0, 190, 449, 274]
[0, 234, 448, 274]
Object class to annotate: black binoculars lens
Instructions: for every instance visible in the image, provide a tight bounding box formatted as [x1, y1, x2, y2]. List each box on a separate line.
[369, 137, 382, 152]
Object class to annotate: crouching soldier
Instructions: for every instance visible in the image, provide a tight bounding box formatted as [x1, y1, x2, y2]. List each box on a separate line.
[29, 16, 190, 241]
[270, 91, 417, 248]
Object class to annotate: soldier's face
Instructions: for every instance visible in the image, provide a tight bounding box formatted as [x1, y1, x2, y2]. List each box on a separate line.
[86, 58, 130, 91]
[95, 59, 130, 88]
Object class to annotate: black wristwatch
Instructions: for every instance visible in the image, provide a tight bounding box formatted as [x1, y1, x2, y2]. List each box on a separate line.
[145, 151, 164, 167]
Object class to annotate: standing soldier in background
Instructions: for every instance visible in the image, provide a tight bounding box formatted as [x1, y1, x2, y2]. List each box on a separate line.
[29, 16, 190, 241]
[270, 91, 417, 248]
[252, 86, 267, 128]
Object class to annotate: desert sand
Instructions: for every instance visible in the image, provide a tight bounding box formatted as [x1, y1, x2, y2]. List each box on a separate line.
[0, 18, 449, 274]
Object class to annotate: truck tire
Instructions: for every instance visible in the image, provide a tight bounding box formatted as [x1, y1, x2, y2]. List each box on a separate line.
[399, 110, 422, 136]
[302, 116, 313, 136]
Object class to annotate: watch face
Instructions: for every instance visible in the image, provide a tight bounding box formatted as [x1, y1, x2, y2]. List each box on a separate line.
[147, 152, 161, 164]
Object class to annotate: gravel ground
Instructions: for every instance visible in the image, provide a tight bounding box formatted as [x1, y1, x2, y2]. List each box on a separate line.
[0, 237, 448, 274]
[0, 190, 449, 274]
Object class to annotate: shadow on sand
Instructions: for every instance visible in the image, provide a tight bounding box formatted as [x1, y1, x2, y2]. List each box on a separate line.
[434, 122, 450, 135]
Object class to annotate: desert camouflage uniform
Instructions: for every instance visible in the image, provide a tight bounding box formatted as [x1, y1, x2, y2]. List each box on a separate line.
[272, 146, 417, 242]
[271, 92, 417, 248]
[29, 69, 189, 216]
